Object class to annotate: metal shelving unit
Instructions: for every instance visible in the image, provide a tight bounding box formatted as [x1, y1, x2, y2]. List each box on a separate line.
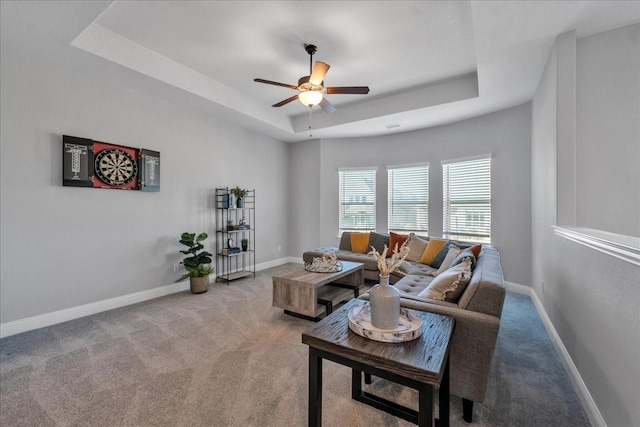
[214, 187, 256, 283]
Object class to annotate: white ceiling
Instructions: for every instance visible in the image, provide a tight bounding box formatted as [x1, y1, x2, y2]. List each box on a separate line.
[2, 1, 639, 142]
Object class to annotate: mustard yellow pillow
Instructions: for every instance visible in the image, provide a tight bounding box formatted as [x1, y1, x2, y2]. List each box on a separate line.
[419, 238, 447, 264]
[350, 232, 371, 253]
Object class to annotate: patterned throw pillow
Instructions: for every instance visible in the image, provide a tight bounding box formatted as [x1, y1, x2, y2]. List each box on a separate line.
[368, 232, 389, 254]
[419, 258, 472, 302]
[388, 232, 409, 256]
[350, 232, 371, 253]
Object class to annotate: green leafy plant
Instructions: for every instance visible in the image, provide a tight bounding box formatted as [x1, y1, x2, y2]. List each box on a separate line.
[177, 232, 213, 281]
[241, 238, 249, 245]
[230, 186, 248, 198]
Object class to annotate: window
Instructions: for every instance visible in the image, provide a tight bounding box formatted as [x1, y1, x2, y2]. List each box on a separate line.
[388, 164, 429, 234]
[339, 168, 376, 232]
[442, 156, 491, 243]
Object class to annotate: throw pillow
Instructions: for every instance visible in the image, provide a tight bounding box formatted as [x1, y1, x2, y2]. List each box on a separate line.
[428, 240, 455, 268]
[405, 234, 429, 262]
[419, 258, 472, 302]
[368, 231, 389, 254]
[388, 232, 408, 256]
[431, 246, 461, 276]
[451, 248, 477, 270]
[350, 232, 370, 254]
[419, 237, 447, 265]
[470, 244, 482, 258]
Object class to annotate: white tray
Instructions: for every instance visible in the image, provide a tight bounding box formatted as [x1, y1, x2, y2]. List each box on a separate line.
[348, 304, 423, 343]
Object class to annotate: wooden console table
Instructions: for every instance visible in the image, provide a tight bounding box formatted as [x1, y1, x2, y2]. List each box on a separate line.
[302, 299, 455, 427]
[272, 261, 364, 321]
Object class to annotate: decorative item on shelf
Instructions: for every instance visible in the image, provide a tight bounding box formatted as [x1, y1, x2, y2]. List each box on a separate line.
[304, 252, 343, 273]
[227, 219, 234, 231]
[230, 186, 248, 208]
[367, 242, 410, 329]
[176, 232, 213, 294]
[241, 238, 248, 252]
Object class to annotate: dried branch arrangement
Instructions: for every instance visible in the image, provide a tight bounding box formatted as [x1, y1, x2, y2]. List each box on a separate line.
[368, 241, 409, 276]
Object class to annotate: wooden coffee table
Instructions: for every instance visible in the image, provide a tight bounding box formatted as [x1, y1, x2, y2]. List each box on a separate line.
[272, 261, 364, 321]
[302, 299, 455, 427]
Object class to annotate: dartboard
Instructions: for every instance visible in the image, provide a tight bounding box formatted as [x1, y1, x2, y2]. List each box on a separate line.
[94, 148, 138, 186]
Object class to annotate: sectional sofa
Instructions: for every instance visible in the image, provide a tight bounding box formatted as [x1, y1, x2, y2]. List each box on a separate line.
[302, 231, 506, 422]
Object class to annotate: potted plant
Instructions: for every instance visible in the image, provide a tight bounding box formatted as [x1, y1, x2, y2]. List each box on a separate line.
[230, 186, 248, 208]
[241, 238, 249, 252]
[227, 219, 234, 231]
[176, 232, 214, 294]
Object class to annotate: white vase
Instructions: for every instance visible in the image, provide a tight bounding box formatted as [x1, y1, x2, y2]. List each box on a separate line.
[369, 275, 400, 330]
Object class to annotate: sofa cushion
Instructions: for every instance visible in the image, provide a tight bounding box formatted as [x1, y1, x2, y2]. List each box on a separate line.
[432, 245, 461, 276]
[399, 260, 437, 276]
[350, 232, 370, 253]
[428, 240, 454, 268]
[388, 232, 409, 255]
[405, 234, 429, 262]
[368, 231, 389, 254]
[451, 247, 477, 270]
[419, 258, 472, 302]
[419, 237, 447, 265]
[470, 244, 483, 258]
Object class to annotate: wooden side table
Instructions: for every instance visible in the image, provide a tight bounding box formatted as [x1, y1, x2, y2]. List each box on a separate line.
[302, 299, 455, 427]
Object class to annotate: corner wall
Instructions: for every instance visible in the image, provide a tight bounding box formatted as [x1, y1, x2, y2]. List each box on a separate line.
[0, 47, 290, 325]
[290, 104, 532, 286]
[531, 24, 640, 427]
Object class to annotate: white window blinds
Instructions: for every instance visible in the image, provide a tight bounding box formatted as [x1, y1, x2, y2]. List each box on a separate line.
[388, 164, 429, 233]
[339, 169, 376, 232]
[442, 156, 491, 243]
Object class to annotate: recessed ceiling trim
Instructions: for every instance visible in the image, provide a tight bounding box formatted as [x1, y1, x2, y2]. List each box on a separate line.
[71, 23, 294, 133]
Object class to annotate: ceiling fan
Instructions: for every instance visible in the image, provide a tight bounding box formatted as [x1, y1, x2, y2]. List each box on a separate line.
[254, 44, 370, 114]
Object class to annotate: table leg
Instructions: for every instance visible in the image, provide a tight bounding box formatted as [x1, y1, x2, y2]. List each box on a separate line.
[351, 369, 362, 399]
[439, 360, 450, 427]
[309, 348, 322, 427]
[418, 383, 434, 427]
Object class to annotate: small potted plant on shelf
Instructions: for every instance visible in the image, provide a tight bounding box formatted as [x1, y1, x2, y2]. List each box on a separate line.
[241, 238, 249, 252]
[230, 186, 248, 208]
[176, 232, 214, 294]
[227, 219, 234, 231]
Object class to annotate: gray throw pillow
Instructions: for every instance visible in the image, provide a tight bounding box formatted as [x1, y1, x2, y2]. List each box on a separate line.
[451, 248, 477, 270]
[429, 240, 455, 268]
[368, 232, 389, 254]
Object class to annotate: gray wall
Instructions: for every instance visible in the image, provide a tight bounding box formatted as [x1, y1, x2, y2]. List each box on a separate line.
[576, 25, 640, 236]
[531, 24, 640, 426]
[0, 47, 290, 324]
[290, 104, 532, 286]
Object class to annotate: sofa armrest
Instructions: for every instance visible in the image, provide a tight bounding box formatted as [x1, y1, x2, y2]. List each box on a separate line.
[359, 292, 500, 403]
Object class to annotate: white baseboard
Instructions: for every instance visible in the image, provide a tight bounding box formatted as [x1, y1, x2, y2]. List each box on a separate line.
[505, 281, 606, 427]
[0, 279, 190, 338]
[0, 258, 306, 339]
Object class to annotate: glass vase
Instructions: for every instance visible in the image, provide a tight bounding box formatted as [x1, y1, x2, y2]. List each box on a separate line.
[369, 275, 400, 330]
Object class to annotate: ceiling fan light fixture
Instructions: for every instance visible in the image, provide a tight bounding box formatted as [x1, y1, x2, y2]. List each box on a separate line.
[299, 90, 323, 107]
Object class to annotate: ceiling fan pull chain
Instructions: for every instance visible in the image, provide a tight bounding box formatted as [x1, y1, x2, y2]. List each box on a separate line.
[308, 106, 313, 138]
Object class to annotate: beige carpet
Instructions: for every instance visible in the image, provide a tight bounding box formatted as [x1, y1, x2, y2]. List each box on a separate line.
[0, 264, 589, 426]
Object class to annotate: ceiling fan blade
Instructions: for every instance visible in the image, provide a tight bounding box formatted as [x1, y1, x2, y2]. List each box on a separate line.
[272, 94, 299, 107]
[309, 62, 330, 85]
[319, 98, 336, 114]
[325, 86, 370, 95]
[254, 78, 298, 90]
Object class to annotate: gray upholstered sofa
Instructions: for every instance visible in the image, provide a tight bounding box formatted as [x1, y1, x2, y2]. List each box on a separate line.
[303, 231, 506, 422]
